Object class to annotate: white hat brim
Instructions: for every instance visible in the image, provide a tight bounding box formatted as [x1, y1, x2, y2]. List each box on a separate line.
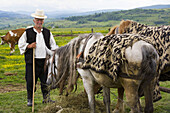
[31, 13, 47, 19]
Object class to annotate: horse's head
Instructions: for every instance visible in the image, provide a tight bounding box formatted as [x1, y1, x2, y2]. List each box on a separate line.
[46, 35, 87, 93]
[106, 20, 132, 36]
[45, 47, 58, 87]
[119, 20, 132, 34]
[46, 53, 58, 89]
[106, 20, 146, 36]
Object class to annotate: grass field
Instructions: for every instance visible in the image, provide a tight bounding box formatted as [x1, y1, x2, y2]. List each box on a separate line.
[0, 27, 170, 113]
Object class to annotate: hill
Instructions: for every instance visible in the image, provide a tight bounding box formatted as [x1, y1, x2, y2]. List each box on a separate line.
[13, 4, 170, 19]
[45, 9, 122, 18]
[0, 10, 29, 18]
[0, 4, 170, 29]
[14, 4, 170, 18]
[0, 4, 169, 19]
[65, 8, 170, 26]
[139, 4, 170, 9]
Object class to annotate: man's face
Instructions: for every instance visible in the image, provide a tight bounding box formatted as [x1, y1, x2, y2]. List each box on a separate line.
[33, 18, 44, 28]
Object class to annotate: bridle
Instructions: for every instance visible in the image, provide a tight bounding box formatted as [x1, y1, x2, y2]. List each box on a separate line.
[76, 34, 94, 64]
[46, 49, 58, 88]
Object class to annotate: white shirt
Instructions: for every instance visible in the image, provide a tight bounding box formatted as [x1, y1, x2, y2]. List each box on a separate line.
[18, 28, 58, 58]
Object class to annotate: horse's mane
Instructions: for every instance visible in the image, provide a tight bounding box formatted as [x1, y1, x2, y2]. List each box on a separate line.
[55, 34, 92, 95]
[106, 20, 133, 35]
[106, 25, 118, 36]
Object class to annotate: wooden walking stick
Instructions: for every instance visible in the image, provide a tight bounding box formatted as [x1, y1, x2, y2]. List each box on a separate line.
[32, 48, 35, 112]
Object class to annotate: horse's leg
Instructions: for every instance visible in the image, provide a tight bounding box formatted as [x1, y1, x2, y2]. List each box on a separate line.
[103, 86, 110, 113]
[120, 78, 140, 113]
[113, 87, 124, 113]
[84, 82, 102, 95]
[143, 81, 154, 113]
[77, 69, 95, 113]
[59, 80, 64, 95]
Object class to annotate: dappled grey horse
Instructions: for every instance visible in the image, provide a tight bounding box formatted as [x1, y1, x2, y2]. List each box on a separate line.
[46, 33, 159, 113]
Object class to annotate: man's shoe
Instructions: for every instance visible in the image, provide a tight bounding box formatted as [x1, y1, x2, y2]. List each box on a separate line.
[27, 99, 32, 107]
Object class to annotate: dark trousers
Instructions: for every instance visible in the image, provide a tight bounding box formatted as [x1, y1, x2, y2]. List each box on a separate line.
[25, 58, 48, 100]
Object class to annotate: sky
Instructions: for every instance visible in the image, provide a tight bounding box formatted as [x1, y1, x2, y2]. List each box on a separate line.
[0, 0, 170, 12]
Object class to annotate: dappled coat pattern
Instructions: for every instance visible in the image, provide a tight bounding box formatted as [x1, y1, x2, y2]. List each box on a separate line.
[82, 34, 154, 81]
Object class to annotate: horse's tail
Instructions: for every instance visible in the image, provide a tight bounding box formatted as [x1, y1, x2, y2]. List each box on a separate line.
[139, 43, 159, 90]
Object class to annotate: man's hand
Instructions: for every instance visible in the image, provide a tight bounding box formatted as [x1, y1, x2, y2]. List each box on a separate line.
[27, 42, 36, 49]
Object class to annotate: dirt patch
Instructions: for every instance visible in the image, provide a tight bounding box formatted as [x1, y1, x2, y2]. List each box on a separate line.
[0, 83, 25, 93]
[4, 72, 17, 76]
[39, 92, 107, 113]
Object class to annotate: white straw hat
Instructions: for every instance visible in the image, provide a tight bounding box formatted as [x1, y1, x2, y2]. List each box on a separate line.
[31, 9, 47, 19]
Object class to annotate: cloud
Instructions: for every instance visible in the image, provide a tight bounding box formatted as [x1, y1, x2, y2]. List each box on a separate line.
[0, 0, 170, 12]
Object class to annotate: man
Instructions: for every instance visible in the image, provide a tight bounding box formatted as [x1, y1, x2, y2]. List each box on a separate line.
[18, 9, 58, 106]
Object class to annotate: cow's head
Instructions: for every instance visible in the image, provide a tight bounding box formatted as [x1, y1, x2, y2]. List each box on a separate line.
[0, 35, 5, 45]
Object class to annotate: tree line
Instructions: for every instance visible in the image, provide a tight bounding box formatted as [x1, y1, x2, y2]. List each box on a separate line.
[66, 8, 170, 25]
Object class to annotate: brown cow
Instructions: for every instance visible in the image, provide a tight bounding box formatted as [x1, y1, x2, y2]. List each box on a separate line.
[1, 28, 25, 55]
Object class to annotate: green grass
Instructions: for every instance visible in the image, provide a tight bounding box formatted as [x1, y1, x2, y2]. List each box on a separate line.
[0, 89, 48, 113]
[0, 28, 169, 113]
[51, 27, 110, 35]
[0, 44, 25, 86]
[0, 82, 169, 113]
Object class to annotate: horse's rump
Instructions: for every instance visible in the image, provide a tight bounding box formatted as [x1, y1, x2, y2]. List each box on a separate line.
[82, 34, 156, 81]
